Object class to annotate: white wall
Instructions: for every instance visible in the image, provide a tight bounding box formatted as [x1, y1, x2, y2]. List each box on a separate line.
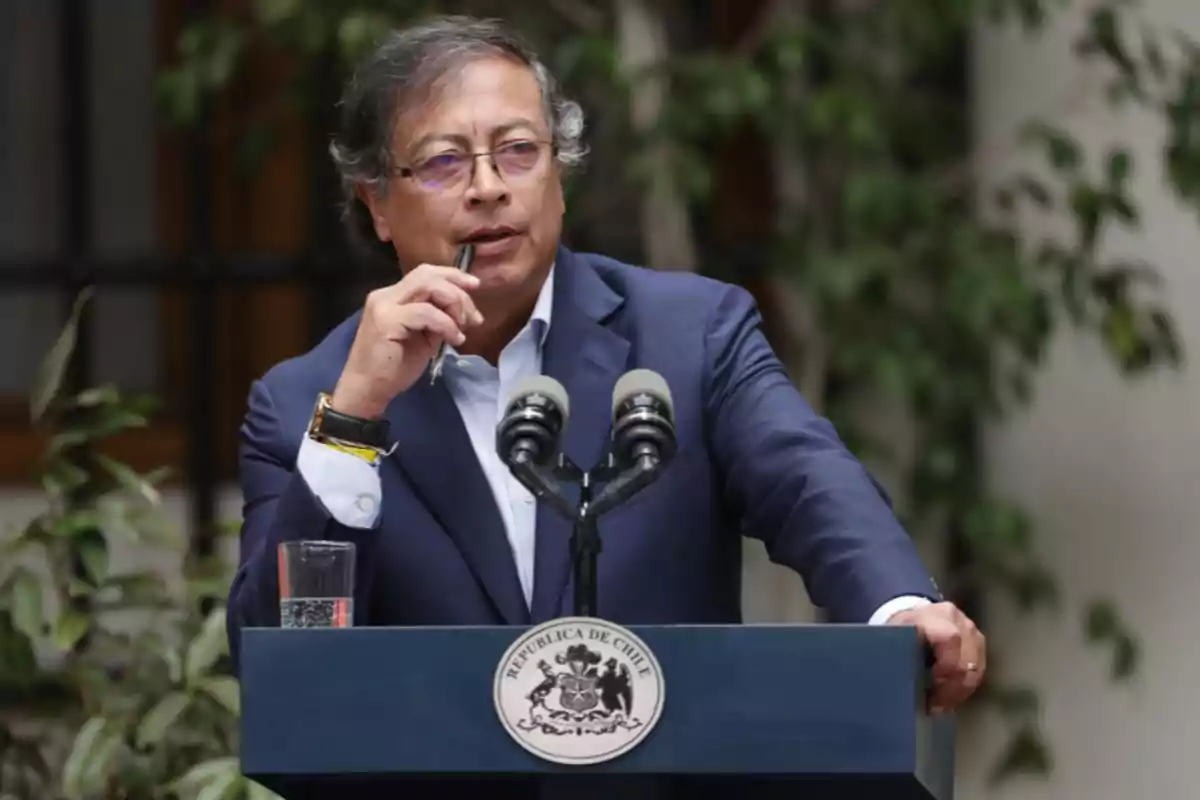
[956, 1, 1200, 797]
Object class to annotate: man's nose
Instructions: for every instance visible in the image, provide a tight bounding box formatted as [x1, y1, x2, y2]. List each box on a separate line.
[465, 155, 510, 206]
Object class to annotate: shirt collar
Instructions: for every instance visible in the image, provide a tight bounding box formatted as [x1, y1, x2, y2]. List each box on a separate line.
[445, 263, 554, 362]
[529, 263, 555, 348]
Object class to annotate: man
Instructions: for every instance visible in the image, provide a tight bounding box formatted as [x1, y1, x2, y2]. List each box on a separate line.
[229, 12, 983, 722]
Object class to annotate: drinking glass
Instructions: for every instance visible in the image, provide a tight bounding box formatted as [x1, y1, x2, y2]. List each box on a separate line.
[278, 540, 355, 628]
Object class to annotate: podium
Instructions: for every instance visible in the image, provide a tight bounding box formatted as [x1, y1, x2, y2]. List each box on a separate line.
[240, 623, 954, 799]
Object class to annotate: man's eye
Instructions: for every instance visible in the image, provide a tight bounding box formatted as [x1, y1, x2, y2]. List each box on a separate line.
[421, 153, 465, 169]
[501, 141, 538, 153]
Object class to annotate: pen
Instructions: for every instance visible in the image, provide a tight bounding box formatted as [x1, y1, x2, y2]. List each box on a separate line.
[429, 243, 475, 384]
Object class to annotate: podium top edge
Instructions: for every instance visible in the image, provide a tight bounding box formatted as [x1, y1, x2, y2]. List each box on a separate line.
[241, 622, 904, 632]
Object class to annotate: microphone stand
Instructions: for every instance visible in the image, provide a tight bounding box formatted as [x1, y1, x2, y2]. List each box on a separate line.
[506, 450, 665, 618]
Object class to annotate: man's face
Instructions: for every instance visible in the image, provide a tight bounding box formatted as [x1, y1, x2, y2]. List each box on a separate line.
[363, 56, 565, 301]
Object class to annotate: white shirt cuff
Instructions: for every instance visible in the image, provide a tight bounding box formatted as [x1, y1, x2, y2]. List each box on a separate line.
[296, 437, 382, 529]
[868, 595, 933, 625]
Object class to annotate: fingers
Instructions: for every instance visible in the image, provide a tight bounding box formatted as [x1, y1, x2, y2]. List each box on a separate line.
[420, 280, 484, 329]
[378, 263, 483, 332]
[901, 602, 987, 714]
[949, 608, 986, 704]
[365, 263, 484, 345]
[391, 303, 465, 347]
[928, 617, 962, 682]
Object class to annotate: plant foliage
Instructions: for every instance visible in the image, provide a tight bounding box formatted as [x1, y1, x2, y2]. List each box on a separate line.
[0, 295, 277, 799]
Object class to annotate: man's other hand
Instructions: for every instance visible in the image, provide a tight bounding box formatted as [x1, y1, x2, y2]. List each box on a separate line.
[888, 602, 986, 714]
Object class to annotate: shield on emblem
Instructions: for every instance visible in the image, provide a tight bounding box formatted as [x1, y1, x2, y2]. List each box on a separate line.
[558, 674, 599, 712]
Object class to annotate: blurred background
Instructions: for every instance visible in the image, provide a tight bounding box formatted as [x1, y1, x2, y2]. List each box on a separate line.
[1, 0, 1197, 798]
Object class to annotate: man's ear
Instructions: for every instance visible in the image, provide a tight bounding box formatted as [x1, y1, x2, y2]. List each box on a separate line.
[356, 184, 392, 242]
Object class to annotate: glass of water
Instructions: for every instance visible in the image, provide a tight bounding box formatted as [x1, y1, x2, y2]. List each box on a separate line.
[278, 540, 355, 628]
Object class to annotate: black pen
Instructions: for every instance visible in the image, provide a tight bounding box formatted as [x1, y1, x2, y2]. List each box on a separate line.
[429, 243, 475, 384]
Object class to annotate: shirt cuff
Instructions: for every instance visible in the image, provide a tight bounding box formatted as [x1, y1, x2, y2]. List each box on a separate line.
[296, 436, 382, 529]
[867, 595, 933, 625]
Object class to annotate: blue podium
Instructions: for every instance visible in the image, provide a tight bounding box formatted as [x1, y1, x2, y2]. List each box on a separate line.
[239, 623, 954, 799]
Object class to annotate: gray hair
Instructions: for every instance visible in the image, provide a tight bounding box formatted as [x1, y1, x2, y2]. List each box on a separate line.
[329, 15, 588, 264]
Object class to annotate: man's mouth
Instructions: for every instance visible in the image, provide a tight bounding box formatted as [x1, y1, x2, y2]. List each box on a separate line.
[462, 226, 520, 244]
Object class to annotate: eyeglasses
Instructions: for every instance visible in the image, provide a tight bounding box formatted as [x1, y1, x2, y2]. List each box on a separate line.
[394, 140, 554, 192]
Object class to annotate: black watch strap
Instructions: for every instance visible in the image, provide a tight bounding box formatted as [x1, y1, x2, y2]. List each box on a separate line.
[309, 393, 390, 450]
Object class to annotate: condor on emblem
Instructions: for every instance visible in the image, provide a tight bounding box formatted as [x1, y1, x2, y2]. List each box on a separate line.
[493, 617, 665, 765]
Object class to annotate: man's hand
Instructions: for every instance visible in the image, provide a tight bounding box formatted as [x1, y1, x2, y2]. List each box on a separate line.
[331, 263, 484, 419]
[888, 602, 986, 714]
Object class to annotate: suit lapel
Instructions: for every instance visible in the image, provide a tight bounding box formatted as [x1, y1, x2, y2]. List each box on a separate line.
[384, 378, 530, 625]
[530, 249, 629, 622]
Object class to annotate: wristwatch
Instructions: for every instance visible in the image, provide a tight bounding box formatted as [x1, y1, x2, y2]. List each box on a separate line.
[306, 392, 392, 454]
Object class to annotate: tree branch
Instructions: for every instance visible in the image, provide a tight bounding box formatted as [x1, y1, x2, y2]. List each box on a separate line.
[615, 0, 700, 271]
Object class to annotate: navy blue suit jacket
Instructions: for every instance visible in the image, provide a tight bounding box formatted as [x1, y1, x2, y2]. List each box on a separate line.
[227, 246, 939, 666]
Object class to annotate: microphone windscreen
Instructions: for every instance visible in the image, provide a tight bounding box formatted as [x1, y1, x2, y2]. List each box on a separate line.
[507, 374, 570, 422]
[612, 369, 673, 419]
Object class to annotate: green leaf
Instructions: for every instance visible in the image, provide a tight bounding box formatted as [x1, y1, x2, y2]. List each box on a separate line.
[78, 527, 109, 586]
[168, 756, 241, 798]
[0, 608, 39, 684]
[1021, 122, 1080, 173]
[53, 608, 90, 651]
[1084, 598, 1140, 679]
[962, 500, 1031, 558]
[986, 683, 1040, 718]
[1111, 634, 1139, 680]
[186, 607, 228, 684]
[1085, 599, 1119, 639]
[62, 716, 123, 799]
[1107, 148, 1132, 185]
[30, 287, 92, 423]
[50, 509, 102, 539]
[97, 572, 171, 609]
[1143, 29, 1166, 79]
[337, 12, 391, 61]
[164, 644, 184, 685]
[1007, 565, 1059, 611]
[94, 452, 162, 506]
[135, 691, 191, 749]
[197, 768, 243, 800]
[201, 676, 241, 716]
[1014, 175, 1052, 208]
[1086, 5, 1136, 79]
[988, 724, 1052, 784]
[47, 408, 149, 450]
[248, 779, 284, 800]
[9, 568, 44, 640]
[156, 67, 202, 126]
[72, 384, 120, 408]
[41, 459, 90, 498]
[253, 0, 300, 24]
[201, 24, 247, 88]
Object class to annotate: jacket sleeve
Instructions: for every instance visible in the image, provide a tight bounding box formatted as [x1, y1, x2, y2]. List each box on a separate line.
[225, 379, 383, 673]
[703, 284, 942, 622]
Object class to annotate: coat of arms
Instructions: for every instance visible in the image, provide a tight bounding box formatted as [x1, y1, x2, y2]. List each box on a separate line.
[521, 643, 637, 735]
[494, 618, 665, 765]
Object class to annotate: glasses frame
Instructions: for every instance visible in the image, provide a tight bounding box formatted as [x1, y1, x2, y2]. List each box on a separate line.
[392, 139, 558, 193]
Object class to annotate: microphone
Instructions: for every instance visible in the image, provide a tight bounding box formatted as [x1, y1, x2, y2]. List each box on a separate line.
[610, 369, 677, 471]
[496, 375, 570, 468]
